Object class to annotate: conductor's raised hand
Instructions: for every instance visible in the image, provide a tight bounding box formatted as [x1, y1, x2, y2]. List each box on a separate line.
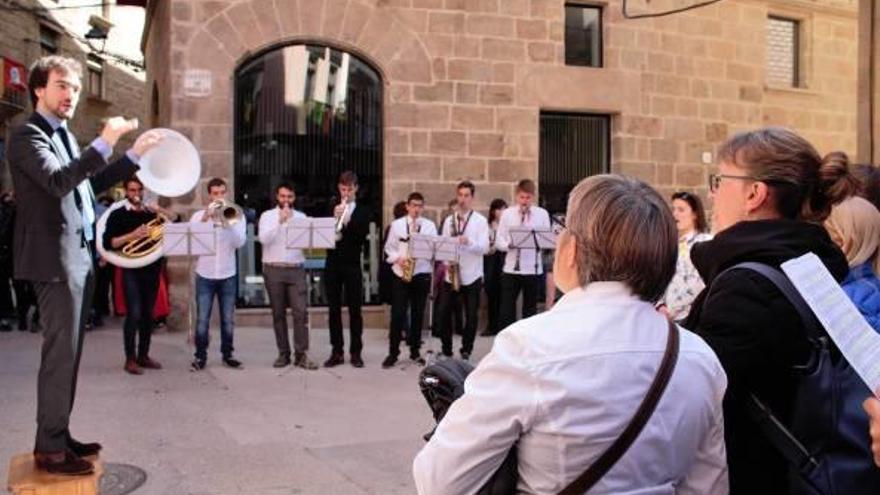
[100, 117, 139, 148]
[131, 129, 164, 158]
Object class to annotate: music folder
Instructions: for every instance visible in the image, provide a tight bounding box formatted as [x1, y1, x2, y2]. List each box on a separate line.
[285, 217, 337, 249]
[163, 223, 216, 256]
[509, 227, 556, 250]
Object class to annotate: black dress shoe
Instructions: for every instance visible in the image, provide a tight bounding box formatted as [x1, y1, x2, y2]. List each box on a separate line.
[323, 352, 344, 367]
[34, 450, 94, 476]
[273, 355, 291, 368]
[350, 352, 364, 368]
[68, 438, 102, 457]
[381, 355, 398, 369]
[223, 357, 243, 369]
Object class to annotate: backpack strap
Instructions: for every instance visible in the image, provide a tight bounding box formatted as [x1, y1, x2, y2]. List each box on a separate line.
[558, 319, 680, 495]
[709, 262, 821, 476]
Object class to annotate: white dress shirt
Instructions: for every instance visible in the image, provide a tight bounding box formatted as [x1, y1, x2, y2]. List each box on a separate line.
[440, 210, 490, 286]
[385, 215, 437, 279]
[494, 205, 551, 275]
[258, 207, 307, 265]
[190, 209, 247, 280]
[413, 282, 728, 495]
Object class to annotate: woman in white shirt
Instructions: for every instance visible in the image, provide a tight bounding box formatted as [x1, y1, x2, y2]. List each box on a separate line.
[662, 191, 713, 320]
[413, 174, 729, 495]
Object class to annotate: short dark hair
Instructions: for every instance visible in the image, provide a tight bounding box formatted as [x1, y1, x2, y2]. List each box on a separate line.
[457, 180, 475, 196]
[671, 191, 709, 233]
[516, 179, 536, 195]
[123, 176, 143, 189]
[408, 192, 424, 203]
[28, 55, 83, 108]
[392, 201, 407, 219]
[206, 177, 226, 193]
[276, 181, 295, 194]
[489, 198, 508, 223]
[338, 171, 358, 186]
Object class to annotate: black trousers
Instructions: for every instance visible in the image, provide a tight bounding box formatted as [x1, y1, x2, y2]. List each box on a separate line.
[436, 278, 482, 356]
[483, 253, 505, 334]
[389, 273, 430, 357]
[0, 269, 14, 319]
[498, 273, 540, 331]
[92, 261, 113, 318]
[13, 279, 38, 326]
[121, 266, 160, 360]
[33, 268, 94, 452]
[325, 263, 363, 354]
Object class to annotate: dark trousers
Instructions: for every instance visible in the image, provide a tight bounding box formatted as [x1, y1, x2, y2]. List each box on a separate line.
[14, 279, 38, 326]
[437, 278, 482, 356]
[499, 273, 540, 331]
[122, 266, 160, 360]
[389, 273, 430, 356]
[325, 263, 363, 354]
[92, 261, 113, 318]
[33, 269, 94, 452]
[483, 253, 504, 334]
[263, 265, 309, 357]
[0, 270, 14, 319]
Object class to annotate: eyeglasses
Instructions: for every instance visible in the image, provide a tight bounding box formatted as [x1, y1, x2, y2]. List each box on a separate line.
[708, 173, 757, 193]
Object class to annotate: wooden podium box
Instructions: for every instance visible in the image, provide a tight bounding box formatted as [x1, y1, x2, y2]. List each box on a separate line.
[7, 454, 102, 495]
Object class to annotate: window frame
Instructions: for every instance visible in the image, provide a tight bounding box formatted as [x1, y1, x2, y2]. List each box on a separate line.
[86, 55, 105, 100]
[764, 9, 814, 92]
[39, 25, 59, 55]
[564, 3, 604, 68]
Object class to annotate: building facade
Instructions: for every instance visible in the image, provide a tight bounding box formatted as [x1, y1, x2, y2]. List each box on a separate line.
[142, 0, 860, 329]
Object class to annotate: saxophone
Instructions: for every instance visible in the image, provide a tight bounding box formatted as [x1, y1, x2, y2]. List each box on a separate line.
[401, 217, 416, 283]
[448, 212, 461, 292]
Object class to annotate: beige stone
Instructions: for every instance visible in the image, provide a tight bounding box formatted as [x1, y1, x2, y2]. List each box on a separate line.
[479, 84, 514, 105]
[451, 106, 495, 130]
[443, 157, 487, 181]
[496, 108, 535, 133]
[430, 131, 468, 155]
[516, 19, 547, 40]
[388, 103, 449, 129]
[527, 42, 554, 62]
[428, 12, 465, 34]
[390, 155, 443, 180]
[414, 82, 455, 102]
[469, 133, 505, 156]
[482, 38, 525, 61]
[455, 83, 479, 103]
[448, 59, 493, 82]
[466, 15, 514, 37]
[488, 159, 533, 182]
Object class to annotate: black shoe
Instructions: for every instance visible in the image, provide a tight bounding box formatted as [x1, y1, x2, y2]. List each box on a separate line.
[294, 353, 318, 370]
[460, 351, 471, 361]
[92, 316, 104, 328]
[17, 318, 27, 331]
[67, 438, 102, 458]
[350, 352, 364, 368]
[223, 357, 242, 369]
[323, 352, 344, 367]
[381, 355, 398, 369]
[273, 355, 291, 368]
[34, 450, 94, 476]
[410, 352, 426, 366]
[190, 359, 206, 371]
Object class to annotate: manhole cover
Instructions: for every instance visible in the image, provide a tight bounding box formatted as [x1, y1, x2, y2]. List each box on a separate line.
[99, 463, 147, 495]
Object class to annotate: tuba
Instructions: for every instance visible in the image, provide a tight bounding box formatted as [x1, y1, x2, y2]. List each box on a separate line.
[95, 128, 201, 269]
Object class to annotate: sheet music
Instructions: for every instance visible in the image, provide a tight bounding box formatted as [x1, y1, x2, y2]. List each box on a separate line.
[163, 223, 216, 256]
[285, 217, 336, 249]
[781, 253, 880, 395]
[509, 227, 555, 250]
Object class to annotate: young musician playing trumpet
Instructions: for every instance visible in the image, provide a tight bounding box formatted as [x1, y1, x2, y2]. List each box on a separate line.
[435, 181, 489, 360]
[495, 179, 551, 330]
[189, 178, 246, 371]
[103, 176, 178, 375]
[383, 192, 436, 368]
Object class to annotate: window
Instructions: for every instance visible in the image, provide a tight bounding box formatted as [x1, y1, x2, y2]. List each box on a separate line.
[539, 112, 610, 216]
[39, 25, 59, 55]
[86, 55, 104, 99]
[766, 16, 801, 87]
[565, 4, 602, 67]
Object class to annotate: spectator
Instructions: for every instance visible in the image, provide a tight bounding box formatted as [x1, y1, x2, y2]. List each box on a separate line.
[415, 175, 728, 494]
[0, 191, 16, 331]
[662, 191, 712, 320]
[852, 163, 880, 211]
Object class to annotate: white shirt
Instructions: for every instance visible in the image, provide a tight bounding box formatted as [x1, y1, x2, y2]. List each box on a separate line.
[190, 209, 247, 280]
[495, 205, 551, 275]
[440, 210, 490, 286]
[414, 282, 728, 495]
[258, 207, 307, 265]
[385, 216, 437, 279]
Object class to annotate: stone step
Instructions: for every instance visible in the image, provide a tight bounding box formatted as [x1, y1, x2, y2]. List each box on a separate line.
[7, 454, 103, 495]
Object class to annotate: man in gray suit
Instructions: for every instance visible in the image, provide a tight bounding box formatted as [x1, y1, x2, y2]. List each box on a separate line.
[6, 56, 160, 475]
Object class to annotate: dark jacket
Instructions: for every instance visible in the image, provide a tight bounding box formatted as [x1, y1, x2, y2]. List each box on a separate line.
[7, 113, 137, 282]
[683, 219, 849, 494]
[326, 201, 370, 269]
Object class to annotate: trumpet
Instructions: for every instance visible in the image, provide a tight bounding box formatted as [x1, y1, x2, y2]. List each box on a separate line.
[208, 199, 244, 228]
[335, 197, 352, 240]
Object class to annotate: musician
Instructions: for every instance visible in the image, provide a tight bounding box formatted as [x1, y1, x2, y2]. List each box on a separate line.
[258, 182, 317, 370]
[103, 177, 177, 375]
[324, 171, 371, 368]
[495, 179, 551, 330]
[435, 181, 489, 360]
[188, 178, 246, 371]
[7, 55, 160, 475]
[382, 192, 437, 368]
[481, 198, 507, 336]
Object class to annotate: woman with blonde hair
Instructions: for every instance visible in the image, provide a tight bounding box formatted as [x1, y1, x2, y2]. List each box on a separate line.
[824, 195, 880, 331]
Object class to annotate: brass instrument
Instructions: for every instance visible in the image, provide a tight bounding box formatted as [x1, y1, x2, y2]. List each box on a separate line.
[448, 211, 461, 292]
[401, 217, 415, 283]
[208, 199, 244, 228]
[335, 197, 351, 240]
[121, 215, 167, 258]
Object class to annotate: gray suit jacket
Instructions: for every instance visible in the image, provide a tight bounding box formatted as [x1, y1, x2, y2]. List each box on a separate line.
[7, 112, 138, 282]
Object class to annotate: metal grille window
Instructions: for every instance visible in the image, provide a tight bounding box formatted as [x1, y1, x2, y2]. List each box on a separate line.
[39, 26, 58, 55]
[235, 44, 384, 307]
[766, 16, 800, 87]
[539, 113, 610, 215]
[86, 55, 103, 99]
[565, 4, 602, 67]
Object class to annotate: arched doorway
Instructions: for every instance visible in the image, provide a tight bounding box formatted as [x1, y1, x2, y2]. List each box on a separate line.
[234, 44, 383, 308]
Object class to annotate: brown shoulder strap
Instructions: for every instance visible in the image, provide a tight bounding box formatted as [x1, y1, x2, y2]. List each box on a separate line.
[558, 319, 680, 495]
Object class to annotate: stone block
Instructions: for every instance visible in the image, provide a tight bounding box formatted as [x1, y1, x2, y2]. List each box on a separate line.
[517, 19, 547, 40]
[411, 131, 430, 153]
[451, 106, 495, 131]
[481, 38, 525, 61]
[454, 36, 481, 57]
[388, 103, 449, 128]
[206, 14, 246, 57]
[428, 12, 465, 34]
[388, 43, 433, 83]
[455, 83, 479, 103]
[651, 139, 679, 163]
[386, 129, 410, 153]
[250, 0, 283, 40]
[479, 84, 514, 105]
[619, 162, 657, 183]
[664, 118, 704, 140]
[675, 165, 706, 188]
[393, 9, 428, 34]
[469, 133, 505, 156]
[390, 155, 443, 180]
[530, 0, 561, 19]
[197, 125, 233, 152]
[488, 159, 534, 182]
[340, 1, 371, 42]
[527, 42, 554, 62]
[430, 131, 468, 155]
[466, 15, 514, 37]
[414, 82, 455, 103]
[321, 0, 349, 37]
[448, 59, 493, 82]
[496, 108, 535, 133]
[623, 115, 663, 138]
[443, 157, 487, 181]
[493, 63, 515, 83]
[499, 0, 528, 16]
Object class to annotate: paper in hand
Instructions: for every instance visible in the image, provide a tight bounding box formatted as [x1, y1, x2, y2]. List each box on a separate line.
[781, 253, 880, 396]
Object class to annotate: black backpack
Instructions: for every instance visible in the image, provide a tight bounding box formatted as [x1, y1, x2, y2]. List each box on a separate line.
[711, 262, 880, 494]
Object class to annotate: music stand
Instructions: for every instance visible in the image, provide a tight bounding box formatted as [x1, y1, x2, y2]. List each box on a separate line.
[285, 217, 336, 249]
[410, 233, 461, 363]
[163, 223, 217, 256]
[509, 227, 556, 272]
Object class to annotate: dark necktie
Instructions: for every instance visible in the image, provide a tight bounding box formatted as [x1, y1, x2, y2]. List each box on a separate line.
[55, 127, 95, 242]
